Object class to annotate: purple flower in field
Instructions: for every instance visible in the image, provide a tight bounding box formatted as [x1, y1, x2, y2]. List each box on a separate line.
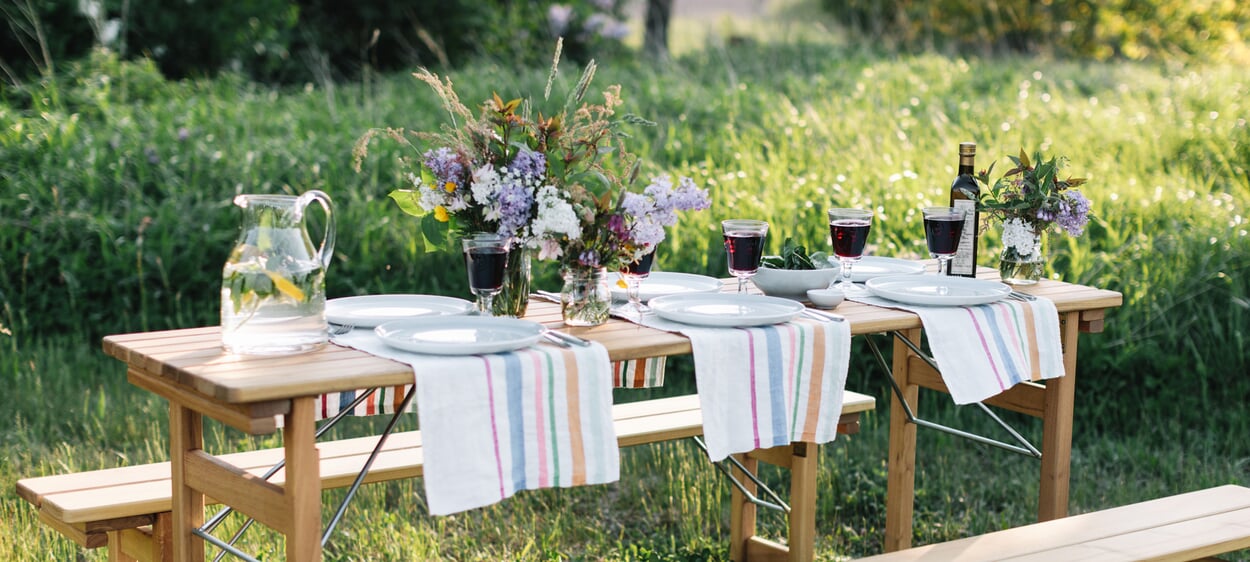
[423, 147, 466, 187]
[145, 147, 159, 164]
[177, 127, 189, 142]
[548, 4, 573, 36]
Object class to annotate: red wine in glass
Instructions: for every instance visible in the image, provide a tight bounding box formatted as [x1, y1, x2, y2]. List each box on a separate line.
[830, 219, 872, 258]
[923, 213, 965, 256]
[827, 208, 874, 289]
[724, 232, 766, 275]
[462, 234, 511, 315]
[621, 250, 657, 314]
[465, 248, 508, 291]
[721, 219, 769, 292]
[922, 206, 967, 277]
[623, 251, 656, 276]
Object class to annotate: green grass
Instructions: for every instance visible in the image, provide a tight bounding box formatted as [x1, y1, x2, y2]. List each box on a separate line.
[3, 11, 1250, 561]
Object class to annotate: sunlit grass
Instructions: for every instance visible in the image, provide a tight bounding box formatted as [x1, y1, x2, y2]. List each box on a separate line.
[2, 9, 1249, 560]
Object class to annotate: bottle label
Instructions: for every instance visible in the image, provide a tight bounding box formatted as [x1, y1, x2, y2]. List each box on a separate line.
[950, 199, 977, 276]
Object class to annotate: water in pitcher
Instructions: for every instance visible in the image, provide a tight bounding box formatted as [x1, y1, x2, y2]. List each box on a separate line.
[220, 190, 335, 355]
[221, 255, 327, 355]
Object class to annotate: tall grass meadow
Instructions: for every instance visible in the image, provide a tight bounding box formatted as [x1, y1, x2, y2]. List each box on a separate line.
[2, 22, 1248, 561]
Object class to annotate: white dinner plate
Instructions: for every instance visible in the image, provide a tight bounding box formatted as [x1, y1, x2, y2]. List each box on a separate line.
[833, 256, 926, 282]
[649, 293, 805, 327]
[865, 275, 1011, 306]
[326, 295, 473, 327]
[374, 317, 543, 355]
[609, 272, 724, 303]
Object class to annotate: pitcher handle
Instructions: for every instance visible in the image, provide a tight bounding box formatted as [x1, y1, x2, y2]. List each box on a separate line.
[296, 190, 336, 270]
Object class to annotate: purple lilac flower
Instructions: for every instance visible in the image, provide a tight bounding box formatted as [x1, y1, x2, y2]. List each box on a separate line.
[578, 250, 600, 268]
[423, 147, 465, 186]
[496, 181, 535, 238]
[507, 149, 547, 180]
[1055, 190, 1091, 236]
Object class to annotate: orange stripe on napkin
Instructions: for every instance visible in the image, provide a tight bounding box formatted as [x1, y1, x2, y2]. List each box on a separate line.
[633, 359, 648, 389]
[801, 319, 827, 440]
[1021, 305, 1042, 381]
[563, 350, 587, 486]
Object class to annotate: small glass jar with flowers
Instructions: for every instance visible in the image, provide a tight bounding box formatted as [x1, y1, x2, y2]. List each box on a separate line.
[976, 149, 1093, 285]
[354, 43, 709, 323]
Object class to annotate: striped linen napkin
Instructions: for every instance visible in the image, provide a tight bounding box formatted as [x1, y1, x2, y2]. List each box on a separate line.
[846, 286, 1064, 404]
[620, 310, 852, 462]
[315, 357, 664, 419]
[330, 329, 619, 515]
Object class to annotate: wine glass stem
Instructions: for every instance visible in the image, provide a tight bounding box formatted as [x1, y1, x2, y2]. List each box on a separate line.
[478, 293, 494, 316]
[738, 277, 748, 293]
[837, 259, 853, 287]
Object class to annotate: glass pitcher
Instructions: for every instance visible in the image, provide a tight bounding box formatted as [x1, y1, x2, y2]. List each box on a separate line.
[221, 190, 335, 355]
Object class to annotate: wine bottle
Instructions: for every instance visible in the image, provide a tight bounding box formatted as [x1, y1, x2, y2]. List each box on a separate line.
[947, 142, 979, 277]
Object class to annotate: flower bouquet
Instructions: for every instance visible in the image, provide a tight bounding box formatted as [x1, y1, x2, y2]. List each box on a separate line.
[354, 43, 709, 321]
[976, 149, 1092, 284]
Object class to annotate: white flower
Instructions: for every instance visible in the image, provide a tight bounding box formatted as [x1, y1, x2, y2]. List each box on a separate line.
[530, 185, 581, 243]
[470, 164, 500, 205]
[1002, 217, 1042, 260]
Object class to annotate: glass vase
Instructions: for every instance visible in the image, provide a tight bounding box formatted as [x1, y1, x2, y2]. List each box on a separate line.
[998, 219, 1045, 285]
[560, 267, 611, 327]
[491, 244, 531, 318]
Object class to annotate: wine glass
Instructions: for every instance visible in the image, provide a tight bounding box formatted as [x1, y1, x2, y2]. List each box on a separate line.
[462, 234, 511, 316]
[827, 208, 874, 290]
[922, 206, 967, 278]
[722, 219, 769, 293]
[620, 247, 657, 315]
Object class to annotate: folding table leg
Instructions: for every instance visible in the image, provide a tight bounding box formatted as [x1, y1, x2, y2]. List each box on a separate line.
[728, 453, 758, 561]
[170, 402, 205, 562]
[884, 328, 921, 552]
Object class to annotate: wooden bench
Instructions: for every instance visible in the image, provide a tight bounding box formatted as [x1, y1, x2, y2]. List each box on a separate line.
[856, 484, 1250, 562]
[17, 391, 875, 562]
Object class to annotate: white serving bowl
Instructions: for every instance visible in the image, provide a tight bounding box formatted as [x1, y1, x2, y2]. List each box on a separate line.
[751, 264, 840, 299]
[806, 287, 845, 309]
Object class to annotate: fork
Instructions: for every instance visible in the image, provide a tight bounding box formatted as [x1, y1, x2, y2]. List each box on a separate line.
[1007, 291, 1038, 302]
[328, 322, 356, 335]
[802, 308, 846, 323]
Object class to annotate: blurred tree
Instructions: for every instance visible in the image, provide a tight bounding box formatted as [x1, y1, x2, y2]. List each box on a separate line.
[645, 0, 673, 61]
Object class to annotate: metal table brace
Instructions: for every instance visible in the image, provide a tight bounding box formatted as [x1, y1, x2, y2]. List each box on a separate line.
[865, 332, 1041, 458]
[692, 436, 790, 514]
[196, 385, 416, 562]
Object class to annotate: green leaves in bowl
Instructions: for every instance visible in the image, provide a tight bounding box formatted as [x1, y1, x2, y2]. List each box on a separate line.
[761, 238, 831, 270]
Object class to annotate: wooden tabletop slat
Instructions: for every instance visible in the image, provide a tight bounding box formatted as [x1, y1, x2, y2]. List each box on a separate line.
[104, 267, 1121, 406]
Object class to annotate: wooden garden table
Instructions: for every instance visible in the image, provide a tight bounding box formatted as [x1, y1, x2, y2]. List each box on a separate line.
[101, 269, 1119, 561]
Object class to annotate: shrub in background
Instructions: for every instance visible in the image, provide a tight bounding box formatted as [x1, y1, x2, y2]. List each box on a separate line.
[0, 0, 630, 86]
[819, 0, 1250, 63]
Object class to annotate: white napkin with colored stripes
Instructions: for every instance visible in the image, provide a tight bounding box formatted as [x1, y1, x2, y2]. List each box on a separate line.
[846, 287, 1064, 404]
[622, 311, 852, 462]
[331, 330, 619, 515]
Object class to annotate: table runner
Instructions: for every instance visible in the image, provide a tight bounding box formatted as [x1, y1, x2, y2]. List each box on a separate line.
[615, 308, 852, 462]
[845, 286, 1064, 404]
[330, 330, 619, 515]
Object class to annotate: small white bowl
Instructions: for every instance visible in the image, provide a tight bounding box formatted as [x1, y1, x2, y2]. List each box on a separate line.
[751, 265, 840, 299]
[806, 288, 845, 309]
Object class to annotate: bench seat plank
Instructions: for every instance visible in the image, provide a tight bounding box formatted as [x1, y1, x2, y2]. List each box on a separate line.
[857, 485, 1250, 562]
[20, 391, 874, 531]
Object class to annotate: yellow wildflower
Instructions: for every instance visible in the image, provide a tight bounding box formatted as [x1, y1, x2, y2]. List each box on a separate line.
[444, 181, 456, 193]
[434, 206, 450, 222]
